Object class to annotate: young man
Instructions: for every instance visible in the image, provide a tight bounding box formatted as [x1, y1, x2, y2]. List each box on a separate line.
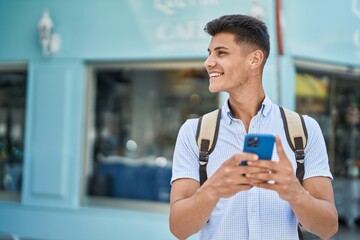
[169, 14, 338, 240]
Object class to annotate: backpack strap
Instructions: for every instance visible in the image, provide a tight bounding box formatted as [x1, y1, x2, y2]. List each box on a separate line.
[279, 106, 308, 240]
[196, 109, 221, 186]
[279, 106, 308, 184]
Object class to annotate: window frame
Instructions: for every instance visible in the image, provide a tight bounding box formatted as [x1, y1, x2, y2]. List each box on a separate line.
[82, 61, 211, 211]
[0, 63, 27, 202]
[294, 59, 360, 176]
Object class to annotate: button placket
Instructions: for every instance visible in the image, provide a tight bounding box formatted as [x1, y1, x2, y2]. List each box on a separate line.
[247, 188, 261, 240]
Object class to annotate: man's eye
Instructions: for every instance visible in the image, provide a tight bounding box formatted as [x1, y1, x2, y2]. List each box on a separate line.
[218, 51, 226, 55]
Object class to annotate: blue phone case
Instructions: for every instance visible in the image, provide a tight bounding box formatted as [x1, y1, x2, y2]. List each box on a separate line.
[241, 134, 275, 165]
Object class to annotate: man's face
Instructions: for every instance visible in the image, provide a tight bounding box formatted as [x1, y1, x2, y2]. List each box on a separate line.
[204, 32, 252, 94]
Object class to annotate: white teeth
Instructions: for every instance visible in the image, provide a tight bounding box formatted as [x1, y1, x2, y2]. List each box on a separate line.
[210, 73, 222, 77]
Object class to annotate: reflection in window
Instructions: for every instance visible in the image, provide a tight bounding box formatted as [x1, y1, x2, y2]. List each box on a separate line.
[0, 70, 27, 194]
[88, 67, 218, 202]
[295, 68, 360, 178]
[296, 73, 329, 115]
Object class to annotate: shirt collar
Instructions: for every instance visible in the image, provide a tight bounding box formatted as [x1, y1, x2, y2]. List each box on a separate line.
[221, 95, 273, 125]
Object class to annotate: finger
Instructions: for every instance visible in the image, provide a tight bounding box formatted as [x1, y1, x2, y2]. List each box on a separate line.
[246, 170, 274, 181]
[247, 173, 277, 188]
[275, 135, 287, 162]
[245, 166, 271, 174]
[239, 172, 267, 185]
[246, 159, 276, 170]
[233, 152, 259, 166]
[229, 170, 258, 186]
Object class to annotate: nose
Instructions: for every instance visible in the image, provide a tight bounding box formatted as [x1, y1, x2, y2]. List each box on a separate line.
[204, 55, 216, 69]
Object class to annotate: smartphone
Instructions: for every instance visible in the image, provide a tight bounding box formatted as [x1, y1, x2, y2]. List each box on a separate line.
[240, 134, 275, 165]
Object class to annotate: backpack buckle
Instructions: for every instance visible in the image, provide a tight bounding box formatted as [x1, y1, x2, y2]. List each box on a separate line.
[199, 151, 209, 165]
[295, 149, 305, 161]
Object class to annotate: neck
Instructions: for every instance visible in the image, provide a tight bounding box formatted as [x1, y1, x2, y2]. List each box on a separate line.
[228, 89, 265, 131]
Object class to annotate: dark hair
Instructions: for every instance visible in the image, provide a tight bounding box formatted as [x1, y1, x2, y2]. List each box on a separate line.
[204, 14, 270, 60]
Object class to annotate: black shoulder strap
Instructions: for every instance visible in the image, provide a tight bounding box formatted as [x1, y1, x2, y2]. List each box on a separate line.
[196, 109, 221, 186]
[279, 106, 308, 184]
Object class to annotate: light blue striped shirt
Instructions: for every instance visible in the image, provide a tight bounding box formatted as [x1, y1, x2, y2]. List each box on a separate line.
[171, 96, 332, 240]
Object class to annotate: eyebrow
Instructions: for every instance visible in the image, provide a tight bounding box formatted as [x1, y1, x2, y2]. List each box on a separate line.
[208, 46, 229, 52]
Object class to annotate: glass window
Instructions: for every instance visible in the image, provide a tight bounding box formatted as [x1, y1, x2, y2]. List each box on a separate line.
[0, 68, 27, 196]
[86, 64, 218, 202]
[295, 63, 360, 178]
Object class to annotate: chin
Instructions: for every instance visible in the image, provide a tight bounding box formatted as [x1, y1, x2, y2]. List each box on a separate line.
[209, 82, 218, 92]
[209, 83, 224, 93]
[209, 86, 220, 93]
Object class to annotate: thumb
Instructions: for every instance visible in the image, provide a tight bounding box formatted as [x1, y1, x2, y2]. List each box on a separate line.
[275, 135, 287, 162]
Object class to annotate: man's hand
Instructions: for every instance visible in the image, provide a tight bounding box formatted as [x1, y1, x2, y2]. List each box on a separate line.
[205, 152, 269, 199]
[245, 135, 303, 202]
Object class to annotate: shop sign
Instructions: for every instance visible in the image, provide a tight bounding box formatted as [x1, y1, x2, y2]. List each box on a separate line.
[137, 0, 270, 55]
[154, 0, 220, 16]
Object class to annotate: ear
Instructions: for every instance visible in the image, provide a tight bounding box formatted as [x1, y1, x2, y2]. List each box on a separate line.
[248, 50, 264, 70]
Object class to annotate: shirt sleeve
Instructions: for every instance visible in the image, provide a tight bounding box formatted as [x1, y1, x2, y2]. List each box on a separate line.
[303, 115, 333, 180]
[171, 119, 200, 184]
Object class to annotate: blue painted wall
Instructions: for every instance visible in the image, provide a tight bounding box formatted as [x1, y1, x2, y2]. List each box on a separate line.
[282, 0, 360, 65]
[0, 1, 275, 239]
[0, 0, 359, 239]
[0, 0, 276, 60]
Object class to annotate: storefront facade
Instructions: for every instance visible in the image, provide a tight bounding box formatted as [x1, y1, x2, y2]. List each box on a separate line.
[0, 0, 359, 239]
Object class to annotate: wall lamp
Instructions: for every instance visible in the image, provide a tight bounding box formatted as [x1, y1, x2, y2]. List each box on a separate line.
[38, 9, 61, 56]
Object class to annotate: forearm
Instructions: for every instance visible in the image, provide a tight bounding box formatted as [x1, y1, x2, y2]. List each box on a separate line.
[291, 189, 338, 239]
[169, 185, 219, 240]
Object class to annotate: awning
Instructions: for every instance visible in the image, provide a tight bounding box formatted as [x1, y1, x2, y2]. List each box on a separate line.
[296, 73, 328, 99]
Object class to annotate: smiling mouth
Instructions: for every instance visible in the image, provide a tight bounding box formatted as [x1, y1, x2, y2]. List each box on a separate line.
[209, 73, 224, 77]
